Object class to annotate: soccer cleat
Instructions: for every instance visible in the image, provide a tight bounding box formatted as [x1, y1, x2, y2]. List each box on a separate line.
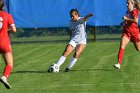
[0, 76, 11, 89]
[113, 63, 121, 69]
[64, 68, 70, 72]
[48, 67, 53, 73]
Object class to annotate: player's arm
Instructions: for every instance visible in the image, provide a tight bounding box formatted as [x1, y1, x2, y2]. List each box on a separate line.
[123, 16, 138, 24]
[69, 30, 72, 39]
[120, 21, 125, 26]
[8, 14, 16, 32]
[83, 14, 93, 22]
[68, 22, 72, 39]
[9, 24, 16, 32]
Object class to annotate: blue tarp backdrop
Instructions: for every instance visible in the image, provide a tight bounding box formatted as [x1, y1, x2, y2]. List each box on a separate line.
[5, 0, 127, 28]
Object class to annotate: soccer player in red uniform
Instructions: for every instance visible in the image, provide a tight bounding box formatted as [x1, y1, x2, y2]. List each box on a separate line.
[113, 0, 140, 69]
[0, 3, 16, 89]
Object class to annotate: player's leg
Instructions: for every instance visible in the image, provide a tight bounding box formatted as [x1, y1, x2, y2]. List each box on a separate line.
[133, 41, 140, 51]
[113, 36, 130, 69]
[2, 52, 13, 77]
[62, 44, 75, 57]
[65, 44, 86, 72]
[48, 41, 76, 73]
[0, 52, 13, 89]
[74, 44, 86, 58]
[131, 31, 140, 51]
[56, 44, 75, 67]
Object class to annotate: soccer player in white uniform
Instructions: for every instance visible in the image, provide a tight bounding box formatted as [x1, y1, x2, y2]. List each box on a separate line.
[48, 9, 93, 72]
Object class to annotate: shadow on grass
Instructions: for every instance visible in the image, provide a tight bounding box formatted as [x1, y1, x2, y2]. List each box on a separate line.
[11, 68, 117, 74]
[70, 68, 114, 72]
[12, 70, 48, 74]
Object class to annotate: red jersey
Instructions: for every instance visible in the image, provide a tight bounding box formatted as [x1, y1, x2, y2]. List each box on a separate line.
[0, 11, 14, 53]
[122, 9, 140, 42]
[124, 9, 139, 33]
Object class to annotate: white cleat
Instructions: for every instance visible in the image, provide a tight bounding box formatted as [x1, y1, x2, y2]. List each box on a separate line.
[113, 63, 121, 69]
[0, 76, 11, 89]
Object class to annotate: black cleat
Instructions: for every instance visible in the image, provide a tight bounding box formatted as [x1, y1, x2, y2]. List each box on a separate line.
[48, 67, 53, 73]
[64, 68, 70, 72]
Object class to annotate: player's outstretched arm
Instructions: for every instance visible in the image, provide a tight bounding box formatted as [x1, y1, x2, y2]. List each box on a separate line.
[83, 14, 93, 21]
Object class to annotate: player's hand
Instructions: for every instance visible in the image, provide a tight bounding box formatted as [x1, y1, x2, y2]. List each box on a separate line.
[120, 22, 123, 26]
[88, 14, 93, 17]
[120, 21, 125, 26]
[8, 28, 12, 31]
[123, 16, 128, 21]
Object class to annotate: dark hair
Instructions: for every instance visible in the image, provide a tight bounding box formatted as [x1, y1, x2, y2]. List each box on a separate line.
[0, 3, 4, 11]
[70, 9, 80, 17]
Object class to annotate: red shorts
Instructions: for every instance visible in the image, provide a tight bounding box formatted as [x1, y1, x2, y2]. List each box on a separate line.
[122, 30, 140, 43]
[0, 43, 11, 53]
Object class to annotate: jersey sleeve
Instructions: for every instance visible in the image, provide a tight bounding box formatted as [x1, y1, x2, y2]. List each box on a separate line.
[132, 9, 139, 18]
[78, 18, 85, 24]
[8, 14, 14, 26]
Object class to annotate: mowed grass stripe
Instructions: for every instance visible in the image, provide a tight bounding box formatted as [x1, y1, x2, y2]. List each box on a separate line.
[13, 44, 64, 69]
[0, 42, 140, 93]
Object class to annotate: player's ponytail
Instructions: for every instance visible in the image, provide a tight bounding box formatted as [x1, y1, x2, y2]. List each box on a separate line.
[0, 3, 4, 11]
[130, 0, 135, 5]
[131, 0, 135, 4]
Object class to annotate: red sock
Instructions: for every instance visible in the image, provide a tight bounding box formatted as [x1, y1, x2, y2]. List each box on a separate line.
[118, 47, 124, 64]
[3, 65, 12, 78]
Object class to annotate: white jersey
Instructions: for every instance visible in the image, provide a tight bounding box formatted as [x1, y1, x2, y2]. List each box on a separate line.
[69, 17, 87, 43]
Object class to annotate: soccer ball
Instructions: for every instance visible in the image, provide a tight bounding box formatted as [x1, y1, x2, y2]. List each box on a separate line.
[48, 63, 60, 73]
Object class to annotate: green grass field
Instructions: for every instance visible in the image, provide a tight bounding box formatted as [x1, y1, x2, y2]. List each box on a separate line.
[0, 42, 140, 93]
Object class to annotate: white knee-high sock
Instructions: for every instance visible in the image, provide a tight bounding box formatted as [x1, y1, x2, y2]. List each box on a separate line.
[56, 56, 66, 67]
[67, 57, 77, 69]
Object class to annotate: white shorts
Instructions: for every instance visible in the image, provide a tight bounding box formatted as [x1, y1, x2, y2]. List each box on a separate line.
[68, 39, 86, 48]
